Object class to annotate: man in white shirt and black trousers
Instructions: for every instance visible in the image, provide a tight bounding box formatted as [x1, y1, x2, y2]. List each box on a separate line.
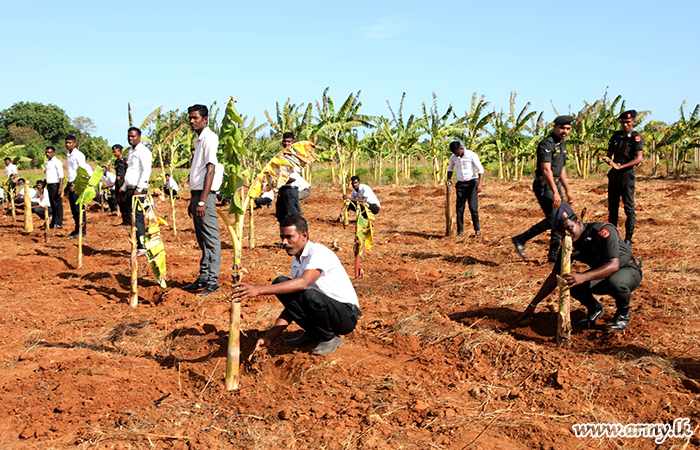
[119, 127, 152, 257]
[236, 215, 362, 356]
[44, 146, 64, 229]
[183, 104, 222, 298]
[446, 140, 484, 237]
[63, 134, 93, 238]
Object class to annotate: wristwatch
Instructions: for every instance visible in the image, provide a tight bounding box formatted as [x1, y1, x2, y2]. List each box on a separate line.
[198, 201, 206, 207]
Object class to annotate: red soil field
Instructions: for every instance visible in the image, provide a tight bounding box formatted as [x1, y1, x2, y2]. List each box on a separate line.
[1, 175, 699, 449]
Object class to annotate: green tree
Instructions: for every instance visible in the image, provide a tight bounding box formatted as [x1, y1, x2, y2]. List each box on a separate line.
[420, 93, 466, 184]
[0, 102, 72, 145]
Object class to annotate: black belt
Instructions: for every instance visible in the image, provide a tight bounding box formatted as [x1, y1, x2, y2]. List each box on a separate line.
[537, 176, 560, 183]
[191, 190, 215, 195]
[456, 179, 478, 184]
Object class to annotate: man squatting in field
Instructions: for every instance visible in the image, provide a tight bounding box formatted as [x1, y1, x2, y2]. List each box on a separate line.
[235, 216, 362, 356]
[512, 115, 575, 263]
[343, 175, 381, 216]
[118, 127, 152, 257]
[183, 104, 222, 298]
[518, 202, 642, 331]
[603, 110, 644, 248]
[446, 139, 484, 237]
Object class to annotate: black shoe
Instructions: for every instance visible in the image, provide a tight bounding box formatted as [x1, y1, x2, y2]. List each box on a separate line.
[198, 284, 221, 297]
[283, 333, 320, 348]
[182, 279, 206, 291]
[624, 239, 632, 248]
[68, 230, 86, 239]
[512, 237, 526, 259]
[577, 303, 604, 328]
[120, 221, 131, 227]
[605, 314, 631, 331]
[474, 230, 483, 238]
[457, 232, 464, 237]
[312, 336, 344, 355]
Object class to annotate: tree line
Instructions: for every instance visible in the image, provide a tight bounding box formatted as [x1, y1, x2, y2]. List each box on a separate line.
[1, 90, 699, 183]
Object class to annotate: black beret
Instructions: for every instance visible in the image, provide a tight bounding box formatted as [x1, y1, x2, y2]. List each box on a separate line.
[552, 202, 577, 231]
[112, 144, 123, 150]
[619, 110, 637, 120]
[449, 140, 462, 152]
[553, 115, 575, 125]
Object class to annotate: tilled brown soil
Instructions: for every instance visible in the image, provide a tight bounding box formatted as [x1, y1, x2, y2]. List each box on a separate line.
[1, 176, 699, 450]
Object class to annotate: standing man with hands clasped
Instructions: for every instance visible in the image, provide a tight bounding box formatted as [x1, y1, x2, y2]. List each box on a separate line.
[604, 110, 644, 247]
[446, 139, 484, 237]
[44, 146, 64, 229]
[118, 127, 152, 257]
[512, 116, 575, 262]
[234, 216, 361, 357]
[63, 134, 93, 239]
[183, 104, 222, 298]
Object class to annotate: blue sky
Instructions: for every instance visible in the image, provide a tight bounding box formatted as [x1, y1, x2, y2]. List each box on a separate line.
[2, 0, 698, 146]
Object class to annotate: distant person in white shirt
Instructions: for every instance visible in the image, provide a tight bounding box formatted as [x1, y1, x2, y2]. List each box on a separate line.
[290, 169, 312, 200]
[163, 173, 179, 197]
[44, 146, 64, 229]
[13, 178, 36, 209]
[344, 175, 381, 215]
[63, 134, 93, 238]
[254, 182, 274, 209]
[118, 127, 152, 256]
[31, 180, 52, 220]
[100, 165, 118, 213]
[235, 215, 362, 357]
[4, 157, 18, 191]
[446, 140, 484, 237]
[275, 132, 304, 223]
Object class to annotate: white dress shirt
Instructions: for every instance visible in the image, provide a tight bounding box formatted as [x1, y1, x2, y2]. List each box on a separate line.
[290, 170, 311, 190]
[6, 163, 18, 178]
[123, 143, 152, 190]
[350, 183, 381, 207]
[17, 187, 37, 200]
[66, 149, 93, 183]
[447, 150, 484, 182]
[190, 127, 219, 191]
[291, 241, 360, 307]
[102, 172, 117, 190]
[165, 177, 179, 191]
[45, 157, 64, 184]
[32, 189, 50, 207]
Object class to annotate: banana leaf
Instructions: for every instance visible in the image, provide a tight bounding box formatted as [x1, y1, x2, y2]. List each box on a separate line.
[75, 166, 103, 205]
[136, 195, 167, 288]
[248, 141, 318, 199]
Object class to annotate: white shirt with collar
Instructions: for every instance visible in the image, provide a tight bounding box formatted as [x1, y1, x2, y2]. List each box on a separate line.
[290, 170, 311, 190]
[165, 177, 179, 191]
[32, 189, 50, 207]
[123, 143, 152, 191]
[190, 127, 219, 191]
[291, 241, 360, 308]
[102, 172, 117, 190]
[350, 183, 381, 207]
[66, 149, 93, 183]
[447, 150, 484, 182]
[45, 157, 64, 184]
[6, 163, 18, 178]
[17, 187, 37, 200]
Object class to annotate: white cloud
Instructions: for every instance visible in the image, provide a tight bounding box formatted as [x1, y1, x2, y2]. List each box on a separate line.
[359, 16, 409, 39]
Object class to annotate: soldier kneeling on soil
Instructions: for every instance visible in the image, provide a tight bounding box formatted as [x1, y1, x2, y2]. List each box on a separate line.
[234, 215, 362, 356]
[518, 202, 642, 332]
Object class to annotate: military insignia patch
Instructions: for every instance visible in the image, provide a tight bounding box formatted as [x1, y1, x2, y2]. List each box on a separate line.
[635, 135, 641, 142]
[598, 228, 610, 238]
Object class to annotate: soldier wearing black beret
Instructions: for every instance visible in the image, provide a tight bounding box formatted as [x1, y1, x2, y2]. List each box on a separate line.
[518, 202, 642, 332]
[603, 110, 644, 247]
[512, 115, 576, 262]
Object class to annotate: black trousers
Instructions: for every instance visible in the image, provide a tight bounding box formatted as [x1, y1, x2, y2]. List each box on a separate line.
[68, 189, 86, 233]
[455, 179, 480, 233]
[163, 187, 178, 197]
[33, 206, 52, 220]
[46, 182, 63, 227]
[516, 179, 564, 255]
[608, 169, 636, 242]
[254, 197, 272, 209]
[123, 188, 147, 249]
[571, 263, 642, 316]
[273, 276, 360, 341]
[347, 201, 380, 216]
[276, 185, 302, 223]
[115, 180, 129, 224]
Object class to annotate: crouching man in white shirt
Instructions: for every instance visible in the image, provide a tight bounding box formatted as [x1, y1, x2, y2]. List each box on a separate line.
[234, 215, 361, 356]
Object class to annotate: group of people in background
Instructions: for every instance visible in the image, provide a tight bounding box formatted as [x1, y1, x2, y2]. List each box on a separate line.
[2, 107, 645, 356]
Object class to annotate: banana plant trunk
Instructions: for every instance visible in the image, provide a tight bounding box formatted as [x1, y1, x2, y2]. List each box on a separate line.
[445, 181, 456, 236]
[77, 205, 84, 268]
[557, 236, 573, 347]
[10, 189, 16, 221]
[23, 184, 33, 232]
[44, 207, 49, 243]
[129, 196, 138, 307]
[248, 201, 255, 249]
